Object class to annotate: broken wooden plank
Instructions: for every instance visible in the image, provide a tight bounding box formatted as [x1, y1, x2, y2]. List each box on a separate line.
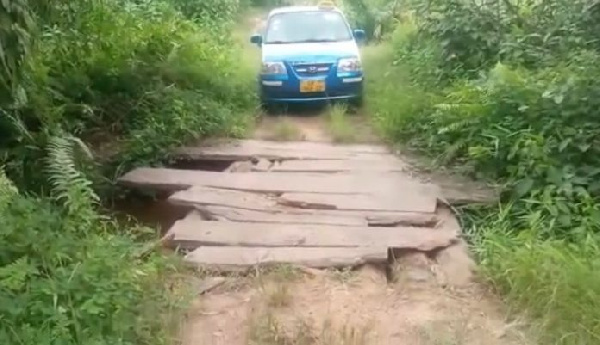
[271, 159, 407, 173]
[196, 206, 368, 227]
[166, 212, 457, 251]
[367, 213, 438, 227]
[118, 168, 439, 198]
[168, 186, 437, 227]
[434, 206, 462, 237]
[168, 186, 278, 211]
[278, 192, 437, 213]
[439, 183, 500, 205]
[172, 140, 390, 161]
[184, 246, 389, 271]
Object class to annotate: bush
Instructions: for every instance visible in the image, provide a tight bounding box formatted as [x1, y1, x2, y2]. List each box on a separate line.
[1, 0, 256, 193]
[342, 0, 399, 40]
[468, 206, 600, 344]
[0, 140, 187, 345]
[0, 1, 254, 344]
[365, 0, 600, 342]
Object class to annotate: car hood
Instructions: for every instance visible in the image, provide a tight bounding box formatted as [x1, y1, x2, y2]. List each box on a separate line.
[262, 41, 360, 63]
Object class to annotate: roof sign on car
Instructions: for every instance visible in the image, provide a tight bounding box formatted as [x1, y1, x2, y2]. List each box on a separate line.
[318, 1, 336, 10]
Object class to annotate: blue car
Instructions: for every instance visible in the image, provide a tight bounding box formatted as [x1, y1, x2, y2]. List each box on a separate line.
[250, 2, 366, 109]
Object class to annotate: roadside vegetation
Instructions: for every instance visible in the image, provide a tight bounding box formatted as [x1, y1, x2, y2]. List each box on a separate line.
[6, 0, 600, 344]
[352, 0, 600, 343]
[0, 0, 267, 343]
[326, 104, 357, 143]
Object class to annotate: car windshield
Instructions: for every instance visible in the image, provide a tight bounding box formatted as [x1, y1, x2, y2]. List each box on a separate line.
[265, 11, 353, 44]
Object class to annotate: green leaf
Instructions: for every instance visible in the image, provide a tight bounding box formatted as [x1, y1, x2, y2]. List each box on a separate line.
[514, 178, 534, 198]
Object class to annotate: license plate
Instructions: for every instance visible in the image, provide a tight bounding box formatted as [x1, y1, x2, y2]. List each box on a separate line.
[300, 80, 325, 92]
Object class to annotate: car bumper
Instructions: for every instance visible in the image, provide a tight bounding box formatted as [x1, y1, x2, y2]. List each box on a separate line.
[260, 76, 363, 104]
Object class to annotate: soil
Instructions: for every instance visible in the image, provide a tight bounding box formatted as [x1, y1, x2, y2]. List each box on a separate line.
[177, 115, 530, 345]
[181, 265, 529, 345]
[254, 108, 380, 143]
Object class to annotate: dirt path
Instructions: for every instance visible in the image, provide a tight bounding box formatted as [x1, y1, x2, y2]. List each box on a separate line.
[118, 110, 528, 344]
[117, 10, 519, 343]
[252, 107, 379, 143]
[180, 115, 526, 345]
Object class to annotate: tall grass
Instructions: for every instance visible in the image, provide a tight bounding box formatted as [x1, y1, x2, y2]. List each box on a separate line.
[0, 143, 190, 344]
[364, 0, 600, 343]
[0, 0, 258, 344]
[1, 0, 257, 193]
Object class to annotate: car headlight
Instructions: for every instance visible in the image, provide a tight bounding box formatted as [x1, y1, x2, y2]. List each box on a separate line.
[262, 62, 287, 75]
[337, 57, 362, 73]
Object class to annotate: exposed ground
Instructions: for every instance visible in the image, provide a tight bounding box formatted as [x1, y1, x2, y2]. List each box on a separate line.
[115, 8, 525, 344]
[118, 105, 530, 344]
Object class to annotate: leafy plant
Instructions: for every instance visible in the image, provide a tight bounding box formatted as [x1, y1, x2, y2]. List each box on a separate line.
[1, 0, 256, 194]
[0, 142, 188, 344]
[365, 0, 600, 343]
[0, 1, 255, 344]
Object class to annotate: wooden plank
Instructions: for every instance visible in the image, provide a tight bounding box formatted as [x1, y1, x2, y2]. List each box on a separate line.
[271, 159, 407, 173]
[168, 187, 278, 211]
[169, 187, 436, 226]
[172, 140, 390, 161]
[118, 168, 199, 191]
[367, 213, 438, 227]
[166, 213, 457, 251]
[118, 168, 439, 196]
[168, 186, 437, 227]
[197, 206, 368, 227]
[279, 192, 437, 213]
[438, 183, 499, 205]
[184, 246, 389, 271]
[434, 207, 462, 237]
[195, 205, 437, 227]
[119, 167, 495, 206]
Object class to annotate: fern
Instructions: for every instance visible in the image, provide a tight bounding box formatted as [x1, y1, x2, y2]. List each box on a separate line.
[45, 134, 98, 222]
[0, 167, 18, 210]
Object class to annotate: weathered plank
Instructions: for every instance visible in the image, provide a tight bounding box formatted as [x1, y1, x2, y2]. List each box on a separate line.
[184, 246, 389, 271]
[120, 168, 497, 206]
[271, 159, 407, 173]
[118, 168, 439, 197]
[169, 187, 437, 223]
[434, 207, 462, 237]
[195, 205, 438, 227]
[166, 212, 457, 251]
[438, 183, 499, 205]
[279, 192, 437, 213]
[172, 140, 390, 161]
[168, 187, 278, 211]
[367, 213, 438, 227]
[196, 206, 369, 227]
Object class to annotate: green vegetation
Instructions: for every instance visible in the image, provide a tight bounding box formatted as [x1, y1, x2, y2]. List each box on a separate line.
[326, 104, 356, 143]
[269, 117, 305, 141]
[0, 0, 257, 344]
[360, 0, 600, 343]
[1, 0, 256, 194]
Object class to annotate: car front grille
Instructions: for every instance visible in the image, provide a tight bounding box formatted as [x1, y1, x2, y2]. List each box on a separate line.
[292, 63, 333, 77]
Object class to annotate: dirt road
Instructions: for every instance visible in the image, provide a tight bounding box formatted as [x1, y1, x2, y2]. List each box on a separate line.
[118, 110, 528, 345]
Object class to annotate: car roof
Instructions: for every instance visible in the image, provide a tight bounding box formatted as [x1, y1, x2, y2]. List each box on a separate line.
[268, 5, 342, 17]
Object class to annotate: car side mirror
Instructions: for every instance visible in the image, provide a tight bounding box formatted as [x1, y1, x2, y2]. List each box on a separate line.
[250, 34, 263, 47]
[353, 29, 366, 43]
